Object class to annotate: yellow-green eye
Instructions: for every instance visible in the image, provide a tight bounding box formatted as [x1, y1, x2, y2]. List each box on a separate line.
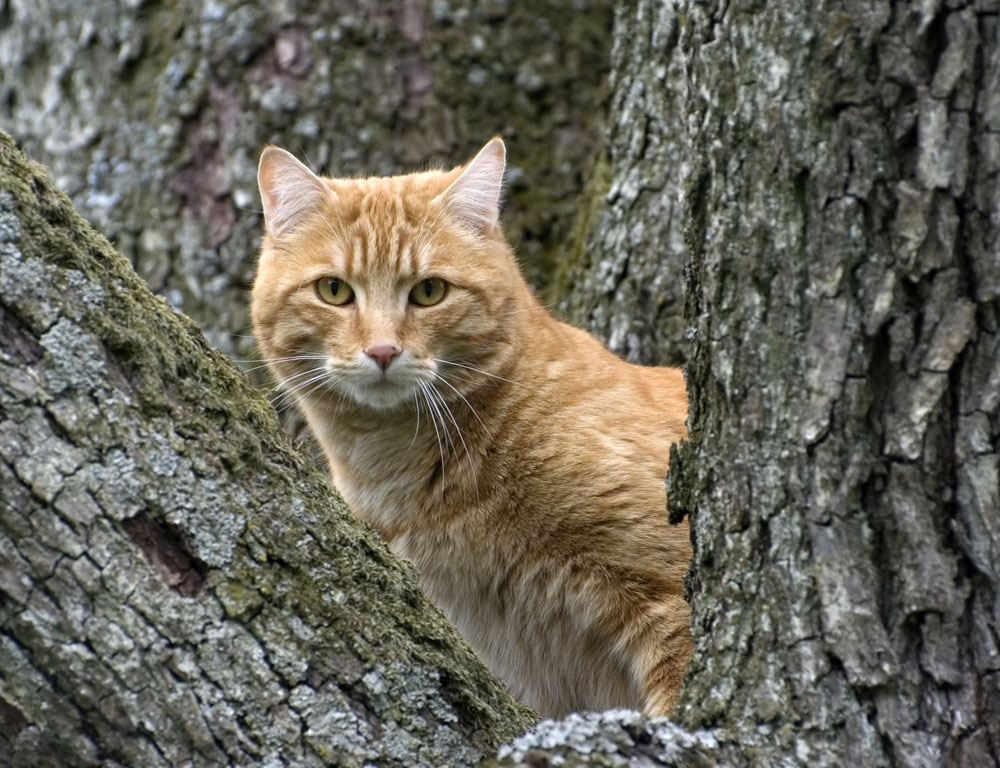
[409, 278, 448, 307]
[316, 277, 354, 306]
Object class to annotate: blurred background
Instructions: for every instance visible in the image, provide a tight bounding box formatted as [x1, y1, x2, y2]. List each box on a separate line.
[0, 0, 615, 361]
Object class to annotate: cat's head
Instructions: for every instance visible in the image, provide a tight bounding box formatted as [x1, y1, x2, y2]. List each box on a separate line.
[251, 138, 523, 412]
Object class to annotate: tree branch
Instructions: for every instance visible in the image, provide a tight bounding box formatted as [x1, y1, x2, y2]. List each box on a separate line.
[0, 130, 535, 767]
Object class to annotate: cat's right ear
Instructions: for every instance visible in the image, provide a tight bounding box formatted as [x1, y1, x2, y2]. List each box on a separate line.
[257, 147, 331, 237]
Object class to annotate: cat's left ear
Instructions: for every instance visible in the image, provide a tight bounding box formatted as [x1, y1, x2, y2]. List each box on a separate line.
[438, 137, 506, 234]
[258, 147, 332, 237]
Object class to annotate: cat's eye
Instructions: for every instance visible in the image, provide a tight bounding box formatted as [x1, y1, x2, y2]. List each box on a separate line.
[409, 278, 448, 307]
[316, 277, 354, 306]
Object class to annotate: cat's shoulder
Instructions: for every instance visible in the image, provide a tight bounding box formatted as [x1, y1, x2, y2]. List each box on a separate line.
[636, 362, 686, 397]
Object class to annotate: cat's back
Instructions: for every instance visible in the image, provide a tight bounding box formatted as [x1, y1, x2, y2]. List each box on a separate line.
[523, 317, 686, 445]
[466, 316, 691, 715]
[498, 315, 688, 526]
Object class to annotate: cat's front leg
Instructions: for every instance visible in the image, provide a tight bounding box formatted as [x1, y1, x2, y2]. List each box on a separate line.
[624, 594, 693, 718]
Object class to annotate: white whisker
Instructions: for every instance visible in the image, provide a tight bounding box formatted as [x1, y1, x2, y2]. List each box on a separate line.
[427, 383, 464, 456]
[432, 358, 519, 386]
[236, 354, 328, 365]
[281, 376, 340, 415]
[421, 381, 456, 455]
[432, 371, 487, 432]
[426, 380, 481, 507]
[270, 369, 338, 411]
[408, 389, 422, 449]
[418, 382, 447, 495]
[238, 355, 329, 376]
[266, 365, 330, 397]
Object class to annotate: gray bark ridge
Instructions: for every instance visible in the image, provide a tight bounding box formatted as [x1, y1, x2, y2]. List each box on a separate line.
[0, 131, 535, 768]
[556, 2, 691, 367]
[666, 1, 1000, 766]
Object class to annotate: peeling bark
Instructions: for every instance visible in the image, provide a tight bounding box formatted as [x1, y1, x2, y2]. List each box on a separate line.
[0, 131, 535, 767]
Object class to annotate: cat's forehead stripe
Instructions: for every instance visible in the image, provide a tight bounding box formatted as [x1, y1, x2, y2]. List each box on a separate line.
[328, 218, 427, 279]
[349, 232, 365, 277]
[317, 177, 452, 278]
[401, 241, 415, 276]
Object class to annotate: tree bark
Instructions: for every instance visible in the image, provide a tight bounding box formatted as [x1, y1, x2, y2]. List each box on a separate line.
[0, 0, 613, 360]
[509, 0, 1000, 765]
[554, 3, 691, 368]
[657, 0, 1000, 765]
[0, 131, 535, 767]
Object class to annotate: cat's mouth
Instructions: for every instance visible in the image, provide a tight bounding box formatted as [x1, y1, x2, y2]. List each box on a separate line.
[347, 377, 420, 410]
[335, 360, 431, 411]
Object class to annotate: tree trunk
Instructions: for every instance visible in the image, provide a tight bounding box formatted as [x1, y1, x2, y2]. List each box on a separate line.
[0, 131, 535, 767]
[506, 0, 1000, 765]
[670, 1, 1000, 763]
[0, 0, 613, 360]
[553, 3, 691, 368]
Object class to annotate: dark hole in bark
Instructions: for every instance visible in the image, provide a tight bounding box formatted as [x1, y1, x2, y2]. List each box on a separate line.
[121, 512, 207, 597]
[0, 693, 28, 733]
[0, 304, 43, 365]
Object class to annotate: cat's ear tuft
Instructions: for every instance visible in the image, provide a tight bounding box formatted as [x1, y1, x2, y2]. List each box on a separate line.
[258, 147, 331, 237]
[438, 137, 506, 234]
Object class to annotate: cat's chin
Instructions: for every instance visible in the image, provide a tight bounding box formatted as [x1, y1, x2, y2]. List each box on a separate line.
[341, 380, 416, 412]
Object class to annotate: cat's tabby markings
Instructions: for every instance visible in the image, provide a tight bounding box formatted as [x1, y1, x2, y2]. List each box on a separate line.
[252, 138, 691, 717]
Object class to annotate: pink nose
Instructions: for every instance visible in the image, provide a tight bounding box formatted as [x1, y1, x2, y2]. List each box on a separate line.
[365, 343, 401, 372]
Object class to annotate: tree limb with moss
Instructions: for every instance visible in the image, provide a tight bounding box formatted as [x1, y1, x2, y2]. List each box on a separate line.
[0, 130, 535, 767]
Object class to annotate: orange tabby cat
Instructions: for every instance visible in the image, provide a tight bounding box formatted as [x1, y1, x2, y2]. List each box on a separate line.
[251, 138, 691, 717]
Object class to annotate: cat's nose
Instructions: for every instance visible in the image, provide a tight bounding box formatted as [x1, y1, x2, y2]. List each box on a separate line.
[365, 343, 401, 372]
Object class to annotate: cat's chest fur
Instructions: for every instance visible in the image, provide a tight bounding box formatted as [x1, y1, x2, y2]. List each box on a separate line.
[315, 413, 597, 710]
[252, 137, 692, 718]
[309, 386, 672, 716]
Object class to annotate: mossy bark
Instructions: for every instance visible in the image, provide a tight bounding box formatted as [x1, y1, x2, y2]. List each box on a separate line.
[0, 131, 535, 767]
[0, 0, 613, 361]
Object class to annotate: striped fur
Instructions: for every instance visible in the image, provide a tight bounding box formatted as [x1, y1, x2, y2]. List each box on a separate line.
[251, 139, 692, 717]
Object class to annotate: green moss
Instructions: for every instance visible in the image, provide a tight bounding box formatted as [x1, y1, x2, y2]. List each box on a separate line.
[215, 577, 265, 619]
[546, 149, 613, 308]
[1, 129, 537, 763]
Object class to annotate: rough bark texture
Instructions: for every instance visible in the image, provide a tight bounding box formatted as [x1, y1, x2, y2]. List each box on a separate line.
[666, 1, 1000, 766]
[0, 0, 612, 360]
[504, 0, 1000, 765]
[0, 131, 535, 767]
[486, 711, 718, 768]
[554, 3, 690, 367]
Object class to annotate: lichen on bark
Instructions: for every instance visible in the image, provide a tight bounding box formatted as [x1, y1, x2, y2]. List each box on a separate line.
[0, 130, 535, 767]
